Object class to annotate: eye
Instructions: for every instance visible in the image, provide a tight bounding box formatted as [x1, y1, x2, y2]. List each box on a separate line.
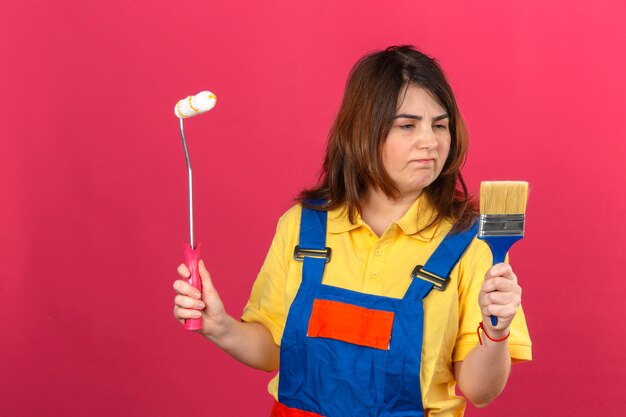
[398, 123, 415, 130]
[433, 123, 449, 131]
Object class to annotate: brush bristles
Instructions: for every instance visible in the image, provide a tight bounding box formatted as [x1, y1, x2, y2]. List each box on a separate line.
[480, 181, 529, 215]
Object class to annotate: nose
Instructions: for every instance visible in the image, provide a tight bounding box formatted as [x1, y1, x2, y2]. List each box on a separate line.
[415, 125, 438, 150]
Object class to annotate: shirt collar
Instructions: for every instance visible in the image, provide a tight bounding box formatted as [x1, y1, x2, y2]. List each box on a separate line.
[327, 195, 449, 241]
[395, 195, 445, 241]
[327, 205, 363, 234]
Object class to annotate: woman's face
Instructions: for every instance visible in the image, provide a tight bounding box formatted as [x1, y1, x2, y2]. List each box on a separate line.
[382, 84, 451, 198]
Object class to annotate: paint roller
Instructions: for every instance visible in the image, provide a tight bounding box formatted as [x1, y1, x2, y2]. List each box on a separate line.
[175, 90, 217, 331]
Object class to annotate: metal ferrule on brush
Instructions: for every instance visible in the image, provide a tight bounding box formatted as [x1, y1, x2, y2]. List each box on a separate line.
[478, 214, 526, 237]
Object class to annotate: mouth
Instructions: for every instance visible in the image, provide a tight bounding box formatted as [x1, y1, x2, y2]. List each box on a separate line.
[410, 158, 435, 164]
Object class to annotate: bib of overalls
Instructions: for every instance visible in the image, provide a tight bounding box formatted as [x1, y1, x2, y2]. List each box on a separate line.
[274, 204, 478, 417]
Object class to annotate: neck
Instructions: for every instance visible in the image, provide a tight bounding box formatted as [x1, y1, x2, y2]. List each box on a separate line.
[360, 188, 421, 236]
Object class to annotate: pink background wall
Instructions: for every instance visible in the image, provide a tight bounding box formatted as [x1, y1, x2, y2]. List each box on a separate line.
[1, 1, 625, 416]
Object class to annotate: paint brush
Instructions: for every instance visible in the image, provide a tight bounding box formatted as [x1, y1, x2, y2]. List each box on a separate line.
[478, 181, 529, 327]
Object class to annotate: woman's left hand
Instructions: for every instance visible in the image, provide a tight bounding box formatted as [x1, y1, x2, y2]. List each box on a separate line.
[478, 263, 522, 335]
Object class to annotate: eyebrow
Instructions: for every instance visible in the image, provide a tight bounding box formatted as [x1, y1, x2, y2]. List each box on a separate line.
[394, 113, 450, 121]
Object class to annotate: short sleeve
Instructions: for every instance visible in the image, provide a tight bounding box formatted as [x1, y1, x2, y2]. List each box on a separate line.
[452, 240, 533, 363]
[241, 206, 300, 346]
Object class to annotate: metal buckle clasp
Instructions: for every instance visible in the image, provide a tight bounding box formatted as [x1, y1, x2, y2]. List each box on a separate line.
[411, 265, 450, 291]
[293, 245, 332, 263]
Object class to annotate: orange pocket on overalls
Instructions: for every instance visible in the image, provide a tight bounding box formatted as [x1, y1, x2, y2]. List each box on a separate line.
[307, 299, 395, 350]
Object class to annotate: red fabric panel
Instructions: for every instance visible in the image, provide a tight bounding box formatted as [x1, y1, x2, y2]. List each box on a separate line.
[271, 401, 325, 417]
[307, 299, 394, 350]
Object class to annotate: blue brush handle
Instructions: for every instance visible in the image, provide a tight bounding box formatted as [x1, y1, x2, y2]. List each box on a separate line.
[479, 235, 523, 327]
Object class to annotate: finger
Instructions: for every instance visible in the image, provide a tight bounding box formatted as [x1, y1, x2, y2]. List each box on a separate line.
[483, 303, 518, 320]
[197, 260, 227, 316]
[482, 277, 519, 293]
[487, 263, 517, 283]
[478, 291, 496, 309]
[485, 291, 520, 307]
[498, 265, 517, 283]
[482, 277, 505, 293]
[173, 309, 189, 326]
[198, 260, 216, 291]
[177, 263, 191, 278]
[479, 293, 520, 315]
[173, 279, 202, 299]
[174, 306, 203, 320]
[174, 294, 206, 310]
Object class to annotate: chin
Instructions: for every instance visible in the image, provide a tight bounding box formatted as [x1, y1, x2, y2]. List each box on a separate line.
[406, 179, 435, 192]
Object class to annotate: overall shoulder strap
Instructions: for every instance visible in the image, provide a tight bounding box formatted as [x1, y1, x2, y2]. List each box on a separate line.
[295, 200, 330, 284]
[405, 220, 479, 301]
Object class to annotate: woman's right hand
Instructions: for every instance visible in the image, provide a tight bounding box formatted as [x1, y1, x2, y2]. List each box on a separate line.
[173, 260, 229, 339]
[174, 260, 280, 371]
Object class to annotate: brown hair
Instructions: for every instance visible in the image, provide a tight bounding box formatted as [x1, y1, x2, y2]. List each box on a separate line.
[298, 45, 477, 232]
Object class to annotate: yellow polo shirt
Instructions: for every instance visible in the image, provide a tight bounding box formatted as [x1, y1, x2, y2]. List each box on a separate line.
[242, 195, 532, 416]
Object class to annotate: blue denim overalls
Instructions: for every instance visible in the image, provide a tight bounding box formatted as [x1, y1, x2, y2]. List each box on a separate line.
[272, 204, 478, 417]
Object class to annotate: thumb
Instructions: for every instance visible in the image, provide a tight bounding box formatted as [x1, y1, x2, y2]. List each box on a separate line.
[198, 260, 218, 296]
[198, 260, 225, 314]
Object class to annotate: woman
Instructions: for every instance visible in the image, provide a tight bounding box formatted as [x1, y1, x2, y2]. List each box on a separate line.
[173, 45, 531, 417]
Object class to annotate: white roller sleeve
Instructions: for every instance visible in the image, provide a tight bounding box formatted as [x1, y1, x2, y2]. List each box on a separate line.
[174, 91, 217, 118]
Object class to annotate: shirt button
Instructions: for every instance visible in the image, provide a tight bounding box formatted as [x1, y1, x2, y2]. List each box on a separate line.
[375, 249, 383, 256]
[371, 271, 379, 278]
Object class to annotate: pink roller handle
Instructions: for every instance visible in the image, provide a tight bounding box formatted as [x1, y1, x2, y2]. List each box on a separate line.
[183, 243, 203, 331]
